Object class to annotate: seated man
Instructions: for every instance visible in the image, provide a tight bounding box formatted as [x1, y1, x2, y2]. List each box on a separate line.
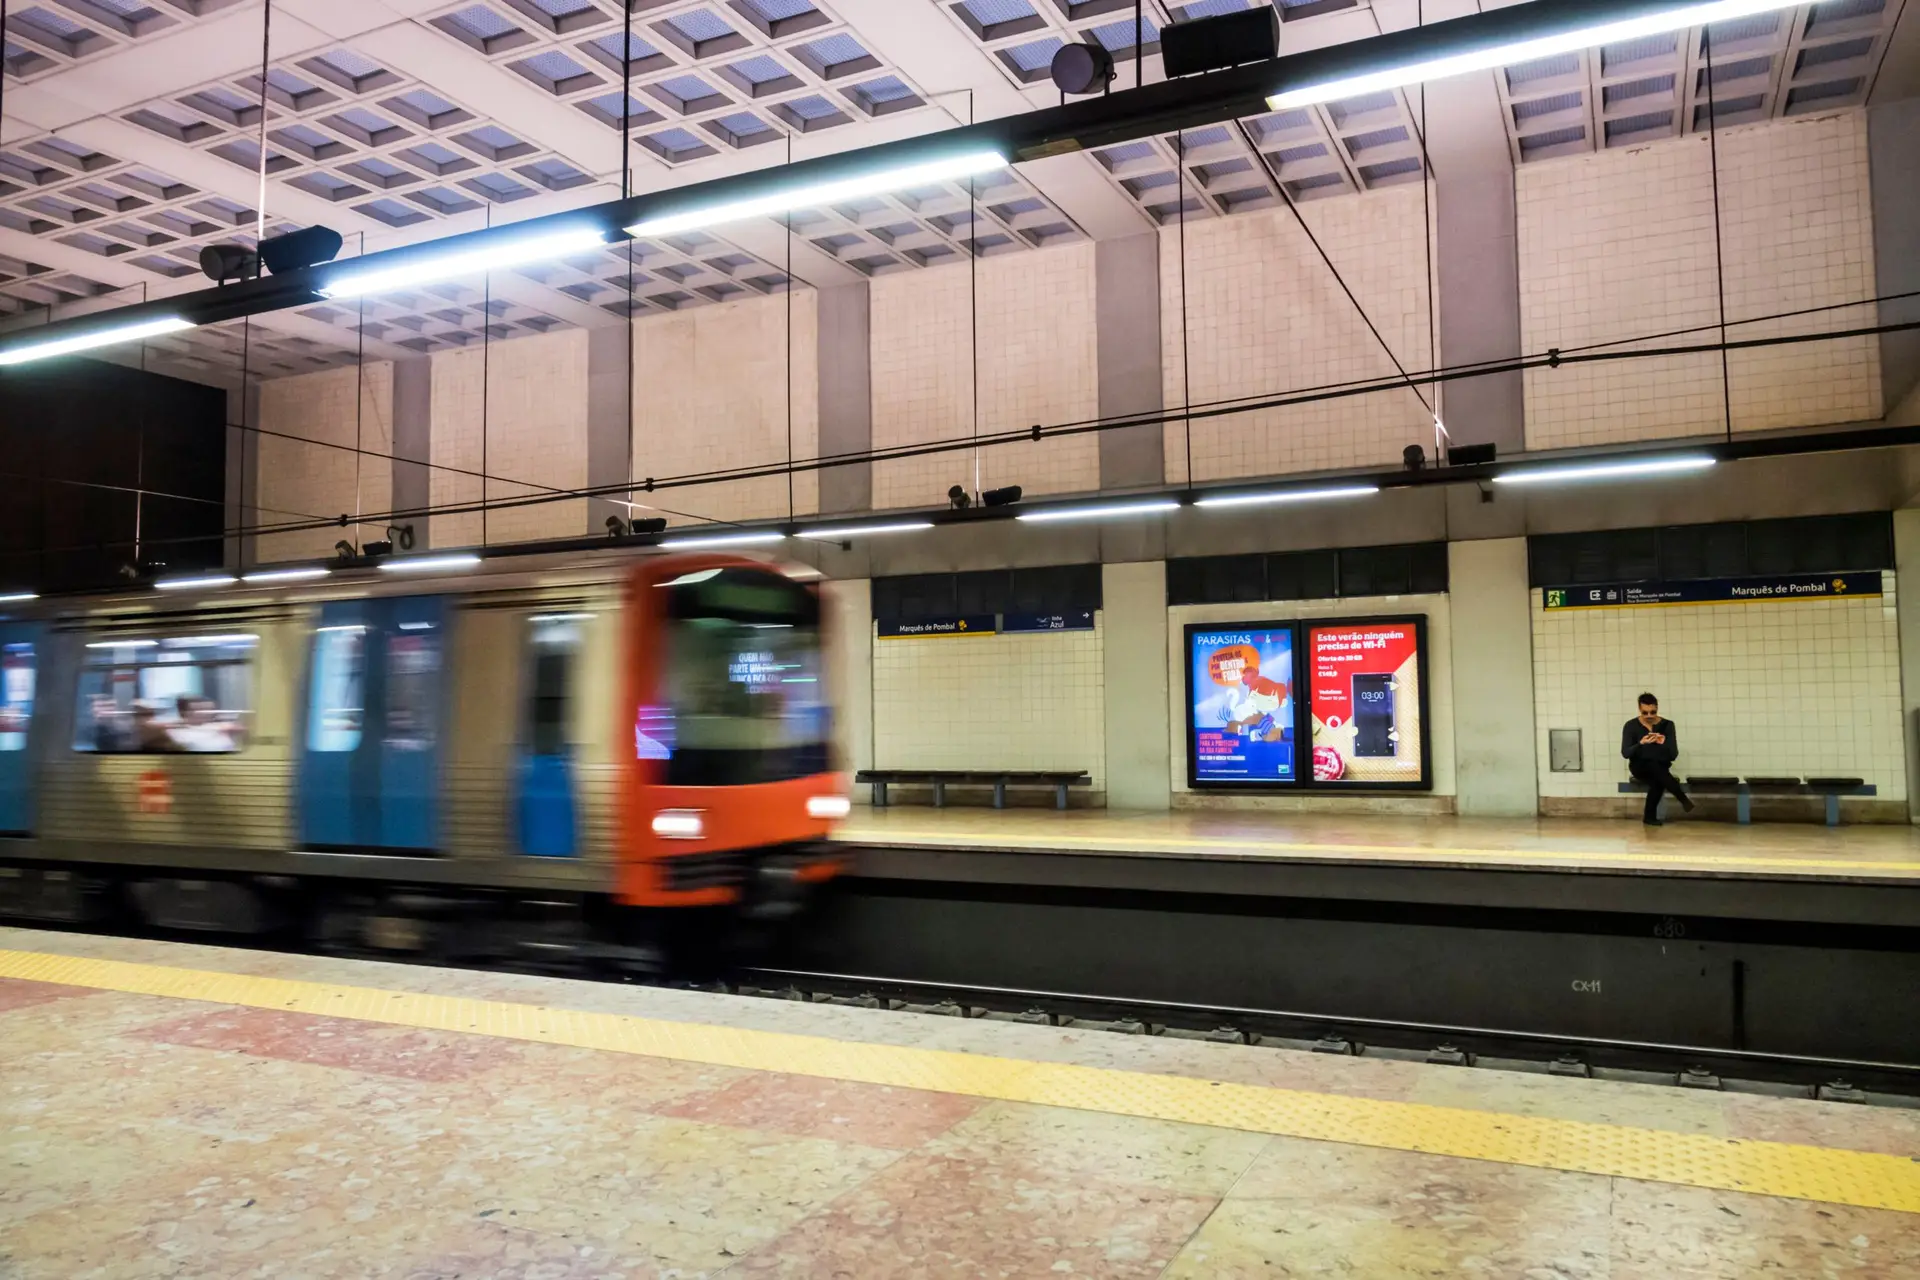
[1622, 692, 1693, 826]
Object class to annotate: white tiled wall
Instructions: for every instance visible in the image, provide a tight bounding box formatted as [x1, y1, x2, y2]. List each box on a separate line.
[256, 362, 394, 563]
[1518, 111, 1881, 448]
[430, 328, 590, 547]
[1532, 578, 1905, 800]
[1165, 595, 1456, 802]
[1160, 185, 1436, 485]
[871, 619, 1106, 790]
[631, 290, 820, 526]
[870, 241, 1100, 510]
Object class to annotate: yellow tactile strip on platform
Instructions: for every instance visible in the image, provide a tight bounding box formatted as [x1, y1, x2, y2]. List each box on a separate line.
[5, 947, 1917, 1215]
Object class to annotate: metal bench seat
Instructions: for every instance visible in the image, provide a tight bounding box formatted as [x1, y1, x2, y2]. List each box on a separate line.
[856, 768, 1093, 810]
[1616, 775, 1875, 826]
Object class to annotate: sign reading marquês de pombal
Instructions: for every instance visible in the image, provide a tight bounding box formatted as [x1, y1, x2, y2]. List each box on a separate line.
[1542, 572, 1883, 611]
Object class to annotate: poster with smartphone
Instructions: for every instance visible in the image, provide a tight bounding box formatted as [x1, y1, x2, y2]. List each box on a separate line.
[1185, 625, 1298, 785]
[1305, 617, 1429, 788]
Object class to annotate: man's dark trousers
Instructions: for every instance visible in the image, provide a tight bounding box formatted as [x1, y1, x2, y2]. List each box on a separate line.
[1630, 759, 1684, 823]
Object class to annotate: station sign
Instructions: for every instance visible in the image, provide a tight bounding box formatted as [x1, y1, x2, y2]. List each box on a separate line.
[1542, 572, 1883, 611]
[876, 615, 997, 639]
[1002, 610, 1095, 633]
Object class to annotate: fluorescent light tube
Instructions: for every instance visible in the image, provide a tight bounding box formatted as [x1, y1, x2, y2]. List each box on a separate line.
[0, 592, 36, 603]
[798, 522, 934, 539]
[1195, 484, 1380, 508]
[627, 150, 1009, 238]
[658, 532, 788, 549]
[1268, 0, 1802, 110]
[319, 227, 609, 300]
[1491, 456, 1716, 486]
[379, 554, 482, 573]
[164, 634, 259, 646]
[241, 567, 331, 584]
[86, 639, 157, 649]
[0, 316, 193, 366]
[153, 574, 236, 591]
[1016, 499, 1182, 524]
[529, 613, 596, 624]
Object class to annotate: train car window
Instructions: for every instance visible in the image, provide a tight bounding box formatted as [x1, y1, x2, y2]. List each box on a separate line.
[385, 624, 441, 752]
[0, 642, 33, 752]
[73, 634, 255, 754]
[526, 615, 585, 756]
[658, 568, 829, 785]
[308, 626, 365, 753]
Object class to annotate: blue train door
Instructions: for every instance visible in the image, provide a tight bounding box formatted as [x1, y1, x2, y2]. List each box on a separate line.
[0, 625, 39, 835]
[515, 612, 584, 857]
[298, 596, 447, 851]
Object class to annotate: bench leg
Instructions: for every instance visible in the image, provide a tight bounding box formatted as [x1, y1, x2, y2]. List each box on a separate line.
[993, 781, 1007, 809]
[1055, 783, 1068, 811]
[872, 781, 888, 809]
[1736, 790, 1751, 824]
[1826, 794, 1840, 827]
[932, 780, 946, 809]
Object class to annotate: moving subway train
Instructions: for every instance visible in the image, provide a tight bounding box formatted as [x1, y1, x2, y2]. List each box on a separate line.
[0, 550, 849, 969]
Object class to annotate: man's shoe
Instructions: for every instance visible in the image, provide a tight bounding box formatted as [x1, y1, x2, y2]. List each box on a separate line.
[1678, 793, 1695, 813]
[1644, 817, 1664, 827]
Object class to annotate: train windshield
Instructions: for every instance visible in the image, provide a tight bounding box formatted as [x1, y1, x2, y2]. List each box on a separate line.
[656, 568, 828, 786]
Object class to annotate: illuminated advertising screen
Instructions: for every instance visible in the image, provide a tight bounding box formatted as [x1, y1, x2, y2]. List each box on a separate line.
[1185, 625, 1298, 786]
[1305, 617, 1429, 788]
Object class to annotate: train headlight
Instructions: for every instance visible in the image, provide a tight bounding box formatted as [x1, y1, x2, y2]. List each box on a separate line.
[651, 809, 706, 840]
[806, 795, 851, 821]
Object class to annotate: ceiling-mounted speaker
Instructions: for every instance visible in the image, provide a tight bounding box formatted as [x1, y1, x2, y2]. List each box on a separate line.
[199, 243, 259, 285]
[259, 225, 344, 275]
[1160, 6, 1279, 78]
[1050, 40, 1115, 95]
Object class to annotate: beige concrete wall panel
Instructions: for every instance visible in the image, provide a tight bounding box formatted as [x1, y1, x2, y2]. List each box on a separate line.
[256, 364, 395, 564]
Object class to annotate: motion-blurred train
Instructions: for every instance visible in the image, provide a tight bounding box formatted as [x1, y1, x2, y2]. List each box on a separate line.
[0, 550, 849, 969]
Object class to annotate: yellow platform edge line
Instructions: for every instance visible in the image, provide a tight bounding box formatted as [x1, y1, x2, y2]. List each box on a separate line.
[844, 830, 1920, 875]
[4, 947, 1917, 1216]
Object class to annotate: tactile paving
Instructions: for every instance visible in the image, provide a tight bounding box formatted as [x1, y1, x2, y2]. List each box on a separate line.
[4, 946, 1916, 1215]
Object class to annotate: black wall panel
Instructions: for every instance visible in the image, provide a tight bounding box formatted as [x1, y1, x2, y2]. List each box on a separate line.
[0, 357, 226, 593]
[1528, 514, 1893, 587]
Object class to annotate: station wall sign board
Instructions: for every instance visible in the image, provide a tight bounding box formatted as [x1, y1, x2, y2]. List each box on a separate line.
[1002, 610, 1096, 633]
[1542, 572, 1883, 611]
[876, 615, 997, 639]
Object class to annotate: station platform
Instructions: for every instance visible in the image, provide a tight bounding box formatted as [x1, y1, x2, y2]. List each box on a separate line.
[832, 807, 1920, 926]
[3, 927, 1917, 1277]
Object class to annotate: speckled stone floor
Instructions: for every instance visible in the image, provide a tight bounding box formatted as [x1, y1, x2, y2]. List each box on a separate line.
[2, 926, 1917, 1279]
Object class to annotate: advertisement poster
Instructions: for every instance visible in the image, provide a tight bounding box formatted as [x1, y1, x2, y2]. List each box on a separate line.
[1306, 619, 1427, 787]
[1187, 626, 1297, 785]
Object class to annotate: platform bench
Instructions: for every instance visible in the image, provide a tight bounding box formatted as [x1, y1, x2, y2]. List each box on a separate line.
[857, 769, 1092, 811]
[1616, 776, 1874, 826]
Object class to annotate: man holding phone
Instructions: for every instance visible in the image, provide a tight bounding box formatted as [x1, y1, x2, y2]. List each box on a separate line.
[1622, 692, 1693, 826]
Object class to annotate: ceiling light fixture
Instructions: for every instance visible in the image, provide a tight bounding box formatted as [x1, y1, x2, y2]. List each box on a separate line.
[1015, 499, 1182, 524]
[1194, 484, 1380, 509]
[319, 226, 609, 300]
[1491, 455, 1717, 486]
[1268, 0, 1801, 111]
[626, 149, 1009, 238]
[797, 522, 934, 540]
[153, 574, 236, 591]
[657, 531, 789, 550]
[0, 316, 194, 367]
[0, 592, 37, 604]
[86, 639, 157, 649]
[378, 553, 483, 573]
[241, 567, 332, 584]
[164, 634, 259, 646]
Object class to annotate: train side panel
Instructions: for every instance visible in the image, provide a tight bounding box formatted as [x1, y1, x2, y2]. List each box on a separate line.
[37, 616, 300, 855]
